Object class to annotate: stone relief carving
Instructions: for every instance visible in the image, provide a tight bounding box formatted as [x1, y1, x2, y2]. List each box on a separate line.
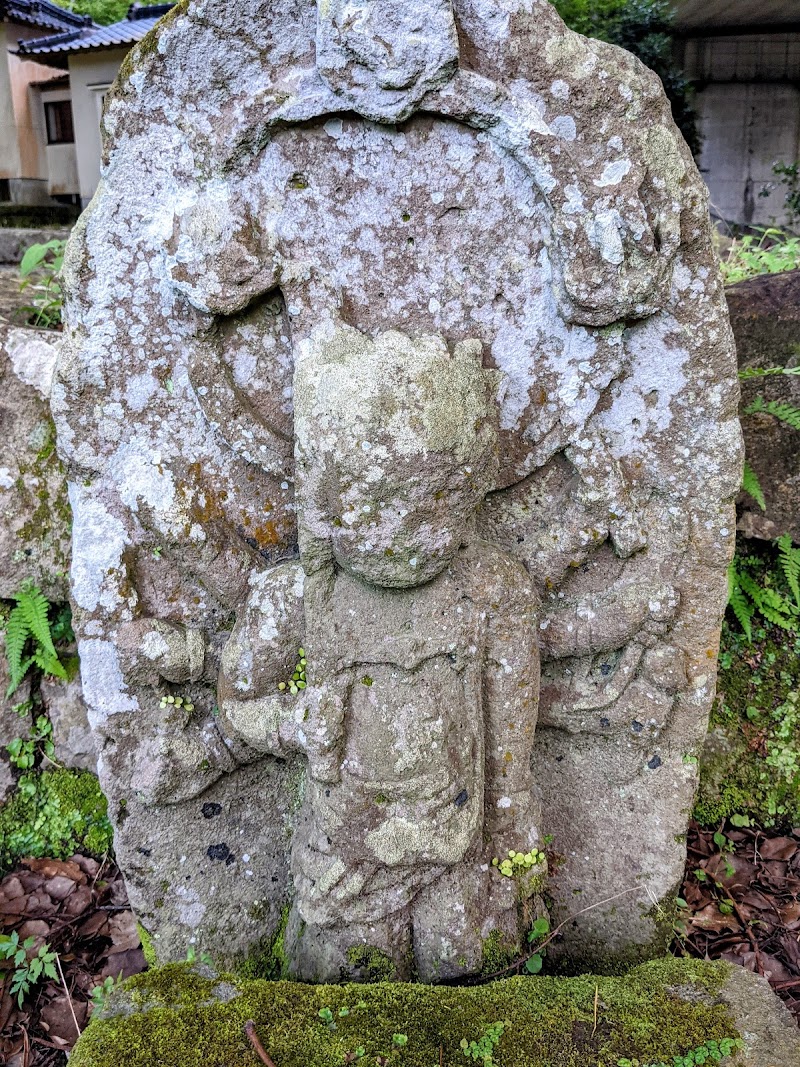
[54, 0, 742, 976]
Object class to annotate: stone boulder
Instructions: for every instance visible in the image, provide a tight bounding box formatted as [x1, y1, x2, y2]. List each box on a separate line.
[56, 0, 741, 973]
[727, 269, 800, 542]
[0, 324, 70, 601]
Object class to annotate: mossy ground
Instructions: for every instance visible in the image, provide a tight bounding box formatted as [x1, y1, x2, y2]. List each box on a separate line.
[695, 612, 800, 829]
[71, 958, 740, 1067]
[0, 768, 114, 871]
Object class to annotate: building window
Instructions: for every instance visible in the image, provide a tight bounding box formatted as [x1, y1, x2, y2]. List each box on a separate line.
[44, 101, 74, 145]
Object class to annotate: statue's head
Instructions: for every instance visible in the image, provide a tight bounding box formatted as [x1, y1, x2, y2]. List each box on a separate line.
[294, 324, 501, 588]
[316, 0, 459, 123]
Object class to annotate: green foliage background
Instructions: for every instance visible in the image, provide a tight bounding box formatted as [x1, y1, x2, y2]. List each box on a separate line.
[552, 0, 699, 155]
[59, 0, 163, 27]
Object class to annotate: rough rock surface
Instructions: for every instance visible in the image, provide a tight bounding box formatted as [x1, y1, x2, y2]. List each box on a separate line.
[40, 663, 97, 773]
[56, 0, 741, 973]
[726, 269, 800, 542]
[0, 324, 70, 601]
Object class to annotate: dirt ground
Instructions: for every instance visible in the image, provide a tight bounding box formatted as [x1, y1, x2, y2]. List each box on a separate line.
[0, 267, 28, 326]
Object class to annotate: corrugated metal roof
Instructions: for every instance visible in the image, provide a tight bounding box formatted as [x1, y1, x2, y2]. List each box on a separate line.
[1, 0, 93, 33]
[16, 2, 172, 56]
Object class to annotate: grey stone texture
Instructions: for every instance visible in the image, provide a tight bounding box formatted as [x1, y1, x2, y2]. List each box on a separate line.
[56, 0, 741, 974]
[0, 324, 70, 601]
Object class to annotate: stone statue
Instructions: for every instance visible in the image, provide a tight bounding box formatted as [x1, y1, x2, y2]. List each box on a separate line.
[217, 327, 544, 979]
[53, 0, 742, 976]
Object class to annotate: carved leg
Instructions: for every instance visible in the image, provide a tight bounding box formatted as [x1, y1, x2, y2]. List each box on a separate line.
[411, 860, 492, 981]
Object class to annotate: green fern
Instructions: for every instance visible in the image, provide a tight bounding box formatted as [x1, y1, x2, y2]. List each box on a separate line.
[777, 534, 800, 611]
[727, 564, 754, 642]
[744, 395, 800, 431]
[728, 550, 800, 640]
[741, 461, 765, 511]
[2, 583, 67, 697]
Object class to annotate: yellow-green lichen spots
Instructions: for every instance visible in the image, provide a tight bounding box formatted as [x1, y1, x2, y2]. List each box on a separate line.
[70, 958, 743, 1067]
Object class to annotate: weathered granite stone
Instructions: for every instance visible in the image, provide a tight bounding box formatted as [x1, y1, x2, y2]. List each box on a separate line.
[40, 663, 96, 773]
[55, 0, 741, 973]
[0, 324, 70, 601]
[726, 269, 800, 542]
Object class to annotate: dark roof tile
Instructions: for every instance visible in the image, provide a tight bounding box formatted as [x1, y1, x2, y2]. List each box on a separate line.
[16, 2, 173, 56]
[1, 0, 93, 33]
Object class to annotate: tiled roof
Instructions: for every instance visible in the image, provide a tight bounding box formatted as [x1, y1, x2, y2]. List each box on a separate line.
[1, 0, 93, 33]
[16, 2, 172, 56]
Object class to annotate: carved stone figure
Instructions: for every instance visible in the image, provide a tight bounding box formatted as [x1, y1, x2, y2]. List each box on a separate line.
[54, 0, 741, 974]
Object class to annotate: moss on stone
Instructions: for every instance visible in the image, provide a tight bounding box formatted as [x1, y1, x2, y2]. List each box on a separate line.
[345, 944, 397, 982]
[236, 905, 290, 981]
[137, 923, 158, 968]
[0, 769, 114, 872]
[480, 929, 519, 976]
[71, 958, 741, 1067]
[695, 615, 800, 828]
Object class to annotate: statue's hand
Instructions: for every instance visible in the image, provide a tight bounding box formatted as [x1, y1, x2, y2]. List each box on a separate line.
[117, 618, 205, 687]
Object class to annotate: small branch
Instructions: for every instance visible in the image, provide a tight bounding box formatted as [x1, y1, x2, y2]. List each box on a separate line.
[477, 886, 641, 983]
[245, 1021, 278, 1067]
[592, 983, 599, 1036]
[55, 953, 81, 1042]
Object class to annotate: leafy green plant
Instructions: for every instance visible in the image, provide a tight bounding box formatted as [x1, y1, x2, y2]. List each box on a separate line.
[3, 582, 69, 696]
[460, 1021, 511, 1067]
[6, 714, 56, 770]
[523, 916, 551, 975]
[617, 1036, 744, 1067]
[18, 238, 66, 329]
[278, 647, 308, 694]
[718, 227, 800, 285]
[0, 769, 113, 872]
[90, 972, 124, 1013]
[0, 931, 58, 1007]
[491, 848, 546, 877]
[728, 536, 800, 640]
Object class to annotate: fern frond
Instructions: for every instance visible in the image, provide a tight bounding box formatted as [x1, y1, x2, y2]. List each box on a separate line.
[742, 462, 766, 511]
[3, 608, 30, 696]
[777, 534, 800, 610]
[737, 570, 765, 606]
[745, 395, 800, 431]
[15, 584, 58, 663]
[31, 648, 67, 681]
[727, 577, 754, 642]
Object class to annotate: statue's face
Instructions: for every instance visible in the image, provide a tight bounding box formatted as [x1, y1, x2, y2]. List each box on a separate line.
[294, 325, 501, 588]
[316, 0, 459, 122]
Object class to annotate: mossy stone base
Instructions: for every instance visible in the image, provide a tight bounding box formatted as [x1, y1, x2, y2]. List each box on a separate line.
[69, 958, 795, 1067]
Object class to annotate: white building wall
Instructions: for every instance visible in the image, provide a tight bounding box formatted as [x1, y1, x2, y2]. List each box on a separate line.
[38, 85, 79, 197]
[67, 49, 127, 207]
[696, 82, 800, 226]
[684, 31, 800, 228]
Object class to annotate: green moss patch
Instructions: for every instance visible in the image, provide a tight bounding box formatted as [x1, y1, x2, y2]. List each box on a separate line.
[71, 958, 741, 1067]
[0, 769, 114, 871]
[695, 615, 800, 828]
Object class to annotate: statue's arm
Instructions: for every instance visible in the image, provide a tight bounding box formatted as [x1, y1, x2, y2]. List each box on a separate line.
[481, 553, 541, 838]
[216, 561, 307, 758]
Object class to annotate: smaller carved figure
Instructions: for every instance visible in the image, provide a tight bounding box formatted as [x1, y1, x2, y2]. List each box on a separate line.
[218, 325, 545, 980]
